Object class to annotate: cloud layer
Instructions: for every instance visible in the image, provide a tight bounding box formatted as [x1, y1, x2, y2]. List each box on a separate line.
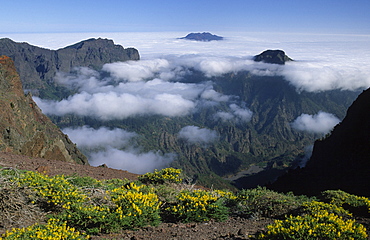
[290, 111, 341, 134]
[14, 31, 370, 173]
[62, 126, 175, 174]
[178, 126, 218, 145]
[8, 32, 370, 93]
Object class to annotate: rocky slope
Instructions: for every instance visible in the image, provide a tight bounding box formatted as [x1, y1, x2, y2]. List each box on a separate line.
[0, 56, 87, 164]
[270, 87, 370, 197]
[0, 38, 139, 98]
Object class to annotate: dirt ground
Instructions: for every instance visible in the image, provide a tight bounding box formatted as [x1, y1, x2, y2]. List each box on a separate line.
[1, 152, 369, 239]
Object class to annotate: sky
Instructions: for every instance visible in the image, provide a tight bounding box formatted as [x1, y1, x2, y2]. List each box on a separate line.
[1, 0, 370, 34]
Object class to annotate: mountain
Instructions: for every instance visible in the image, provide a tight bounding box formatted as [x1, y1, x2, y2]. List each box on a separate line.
[0, 38, 361, 189]
[270, 88, 370, 197]
[0, 38, 139, 99]
[48, 70, 359, 189]
[0, 55, 87, 164]
[179, 32, 224, 41]
[253, 50, 293, 65]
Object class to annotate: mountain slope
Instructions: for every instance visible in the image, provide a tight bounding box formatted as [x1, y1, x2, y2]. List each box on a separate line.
[0, 38, 139, 98]
[270, 87, 370, 196]
[0, 55, 87, 164]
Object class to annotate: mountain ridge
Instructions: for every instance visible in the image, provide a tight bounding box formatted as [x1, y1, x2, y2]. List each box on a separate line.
[270, 87, 370, 197]
[0, 38, 140, 98]
[0, 55, 87, 164]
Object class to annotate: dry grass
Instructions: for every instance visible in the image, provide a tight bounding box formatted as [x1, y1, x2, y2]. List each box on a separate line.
[0, 169, 46, 233]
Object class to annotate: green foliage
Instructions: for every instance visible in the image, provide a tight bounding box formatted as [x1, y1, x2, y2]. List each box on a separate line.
[138, 168, 183, 184]
[254, 195, 368, 239]
[301, 201, 352, 217]
[65, 174, 104, 189]
[165, 189, 229, 223]
[232, 187, 313, 218]
[101, 178, 131, 190]
[17, 171, 87, 211]
[255, 210, 367, 240]
[55, 182, 161, 234]
[1, 168, 369, 239]
[1, 218, 89, 239]
[321, 190, 370, 216]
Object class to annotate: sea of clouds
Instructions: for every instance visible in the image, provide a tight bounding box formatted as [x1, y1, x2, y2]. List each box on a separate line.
[4, 31, 370, 173]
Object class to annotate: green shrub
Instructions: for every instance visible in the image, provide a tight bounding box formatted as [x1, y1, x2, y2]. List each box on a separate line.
[301, 201, 352, 217]
[56, 182, 161, 234]
[233, 187, 312, 218]
[108, 182, 162, 228]
[321, 190, 370, 216]
[101, 178, 131, 190]
[138, 168, 182, 184]
[0, 218, 89, 239]
[165, 189, 229, 223]
[66, 174, 103, 189]
[17, 171, 87, 211]
[255, 210, 367, 240]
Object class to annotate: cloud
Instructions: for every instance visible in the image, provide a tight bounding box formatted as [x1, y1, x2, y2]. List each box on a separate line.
[178, 126, 218, 145]
[214, 104, 253, 123]
[62, 126, 137, 149]
[102, 59, 177, 82]
[33, 77, 214, 120]
[299, 145, 313, 168]
[290, 111, 340, 134]
[282, 62, 370, 92]
[88, 147, 175, 174]
[62, 126, 175, 174]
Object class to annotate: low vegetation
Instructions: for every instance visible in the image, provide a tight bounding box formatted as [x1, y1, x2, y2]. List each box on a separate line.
[0, 167, 369, 239]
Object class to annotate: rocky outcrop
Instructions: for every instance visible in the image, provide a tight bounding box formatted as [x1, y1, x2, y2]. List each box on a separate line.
[0, 38, 140, 96]
[179, 32, 224, 41]
[0, 56, 87, 164]
[270, 88, 370, 197]
[253, 50, 293, 65]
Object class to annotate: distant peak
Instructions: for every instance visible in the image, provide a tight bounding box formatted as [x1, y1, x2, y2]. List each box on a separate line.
[179, 32, 224, 41]
[253, 49, 293, 65]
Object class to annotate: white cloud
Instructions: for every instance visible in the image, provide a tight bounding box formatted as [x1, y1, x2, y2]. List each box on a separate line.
[200, 88, 230, 102]
[102, 59, 174, 82]
[88, 147, 175, 174]
[178, 126, 218, 145]
[291, 111, 340, 134]
[282, 62, 370, 92]
[62, 126, 175, 174]
[62, 126, 136, 149]
[214, 104, 253, 123]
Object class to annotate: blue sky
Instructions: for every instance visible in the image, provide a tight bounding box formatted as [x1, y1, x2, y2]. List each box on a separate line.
[1, 0, 369, 34]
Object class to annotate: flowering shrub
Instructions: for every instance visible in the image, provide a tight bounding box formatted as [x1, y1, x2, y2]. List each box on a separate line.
[0, 218, 88, 240]
[255, 210, 368, 240]
[138, 168, 182, 184]
[165, 189, 229, 222]
[321, 190, 370, 216]
[56, 182, 161, 234]
[108, 182, 162, 228]
[17, 171, 87, 210]
[255, 200, 368, 239]
[302, 201, 352, 217]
